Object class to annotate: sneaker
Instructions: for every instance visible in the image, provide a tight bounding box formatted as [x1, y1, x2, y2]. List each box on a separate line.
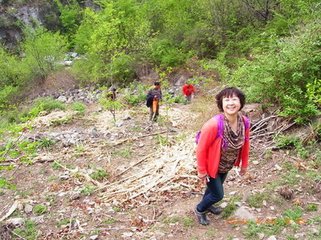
[208, 205, 223, 215]
[194, 207, 209, 225]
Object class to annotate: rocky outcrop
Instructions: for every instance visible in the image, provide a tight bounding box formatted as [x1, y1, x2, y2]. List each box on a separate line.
[0, 0, 60, 49]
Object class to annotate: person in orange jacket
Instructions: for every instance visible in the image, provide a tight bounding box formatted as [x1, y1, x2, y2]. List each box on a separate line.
[182, 82, 195, 102]
[194, 87, 250, 225]
[146, 81, 162, 121]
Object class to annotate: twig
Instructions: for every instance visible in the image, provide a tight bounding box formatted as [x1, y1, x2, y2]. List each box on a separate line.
[114, 152, 154, 178]
[112, 130, 167, 146]
[53, 160, 102, 187]
[0, 201, 19, 222]
[9, 227, 26, 240]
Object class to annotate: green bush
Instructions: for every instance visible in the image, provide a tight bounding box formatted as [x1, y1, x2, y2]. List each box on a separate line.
[231, 19, 321, 123]
[0, 86, 19, 112]
[72, 101, 86, 114]
[147, 38, 188, 67]
[122, 83, 148, 106]
[22, 26, 67, 80]
[21, 97, 65, 121]
[109, 53, 136, 86]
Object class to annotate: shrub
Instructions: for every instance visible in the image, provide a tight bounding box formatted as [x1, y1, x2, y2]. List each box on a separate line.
[231, 20, 321, 123]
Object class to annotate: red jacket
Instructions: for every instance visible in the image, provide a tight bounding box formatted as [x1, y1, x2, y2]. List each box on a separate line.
[182, 84, 195, 96]
[196, 115, 250, 178]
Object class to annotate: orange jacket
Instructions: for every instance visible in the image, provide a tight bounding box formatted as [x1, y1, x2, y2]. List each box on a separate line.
[196, 115, 250, 178]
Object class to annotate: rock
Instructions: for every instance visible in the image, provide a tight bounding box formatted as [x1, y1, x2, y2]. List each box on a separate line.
[266, 236, 277, 240]
[294, 233, 305, 239]
[57, 96, 67, 102]
[59, 173, 70, 180]
[258, 233, 265, 239]
[274, 164, 282, 171]
[24, 204, 33, 214]
[30, 216, 44, 224]
[90, 235, 99, 240]
[220, 202, 228, 208]
[233, 206, 255, 220]
[122, 231, 133, 237]
[122, 115, 131, 120]
[6, 218, 24, 226]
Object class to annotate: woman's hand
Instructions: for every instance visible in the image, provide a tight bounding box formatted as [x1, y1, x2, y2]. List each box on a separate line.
[239, 167, 247, 176]
[198, 173, 209, 184]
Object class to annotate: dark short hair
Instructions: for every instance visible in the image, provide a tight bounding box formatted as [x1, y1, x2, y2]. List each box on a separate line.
[154, 81, 160, 86]
[215, 87, 246, 112]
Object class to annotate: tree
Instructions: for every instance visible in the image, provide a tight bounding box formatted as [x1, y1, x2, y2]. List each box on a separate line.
[22, 26, 67, 81]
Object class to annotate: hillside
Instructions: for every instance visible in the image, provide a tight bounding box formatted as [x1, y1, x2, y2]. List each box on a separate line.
[0, 77, 320, 240]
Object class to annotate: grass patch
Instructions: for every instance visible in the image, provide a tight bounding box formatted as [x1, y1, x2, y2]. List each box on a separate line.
[163, 215, 180, 224]
[0, 177, 16, 190]
[103, 217, 117, 224]
[222, 196, 241, 219]
[72, 101, 86, 114]
[13, 220, 38, 240]
[33, 204, 47, 215]
[182, 216, 194, 228]
[247, 192, 269, 208]
[80, 185, 96, 196]
[113, 147, 132, 158]
[305, 203, 318, 212]
[90, 168, 109, 181]
[50, 115, 73, 126]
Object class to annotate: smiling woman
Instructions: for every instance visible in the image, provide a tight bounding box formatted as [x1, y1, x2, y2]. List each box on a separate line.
[194, 87, 250, 225]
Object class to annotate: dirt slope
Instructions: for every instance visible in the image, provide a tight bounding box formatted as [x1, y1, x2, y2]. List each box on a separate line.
[0, 93, 320, 240]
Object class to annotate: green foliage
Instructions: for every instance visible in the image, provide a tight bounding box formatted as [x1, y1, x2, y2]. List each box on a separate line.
[0, 47, 26, 88]
[0, 177, 16, 190]
[54, 0, 82, 46]
[0, 86, 19, 112]
[13, 220, 38, 240]
[305, 203, 318, 212]
[283, 207, 303, 221]
[231, 19, 321, 123]
[113, 147, 132, 158]
[33, 204, 47, 215]
[37, 138, 55, 149]
[147, 38, 188, 67]
[22, 26, 67, 80]
[122, 82, 148, 106]
[72, 101, 86, 114]
[243, 219, 286, 238]
[222, 196, 240, 218]
[99, 95, 123, 122]
[109, 53, 136, 85]
[306, 79, 321, 107]
[24, 97, 65, 120]
[80, 184, 96, 196]
[247, 192, 269, 208]
[90, 168, 109, 181]
[73, 0, 150, 84]
[275, 135, 300, 149]
[103, 217, 117, 224]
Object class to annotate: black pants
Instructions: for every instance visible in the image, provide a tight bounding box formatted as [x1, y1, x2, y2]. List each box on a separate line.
[197, 172, 228, 212]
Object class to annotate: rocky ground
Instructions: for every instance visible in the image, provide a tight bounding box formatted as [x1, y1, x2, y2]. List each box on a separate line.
[0, 80, 320, 240]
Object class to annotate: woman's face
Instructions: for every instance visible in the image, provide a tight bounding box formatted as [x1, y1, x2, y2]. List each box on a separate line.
[222, 94, 241, 116]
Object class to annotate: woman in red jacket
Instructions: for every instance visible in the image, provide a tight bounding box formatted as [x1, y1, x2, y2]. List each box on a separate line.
[182, 83, 195, 102]
[195, 87, 250, 225]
